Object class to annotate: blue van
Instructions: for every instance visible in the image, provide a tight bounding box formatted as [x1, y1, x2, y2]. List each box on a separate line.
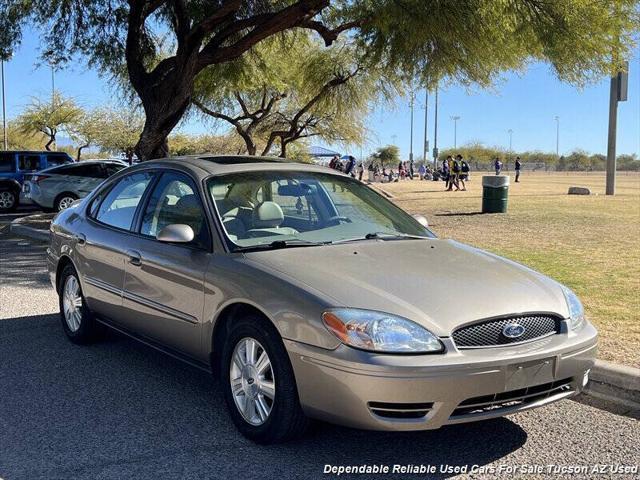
[0, 151, 74, 212]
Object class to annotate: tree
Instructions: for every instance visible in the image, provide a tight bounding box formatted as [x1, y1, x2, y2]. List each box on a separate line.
[168, 132, 245, 155]
[16, 92, 83, 151]
[193, 33, 382, 157]
[69, 109, 104, 160]
[4, 120, 49, 150]
[370, 145, 400, 167]
[93, 108, 145, 163]
[3, 1, 637, 160]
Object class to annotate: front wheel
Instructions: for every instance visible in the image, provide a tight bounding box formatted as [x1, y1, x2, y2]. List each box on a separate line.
[58, 264, 102, 344]
[221, 315, 309, 443]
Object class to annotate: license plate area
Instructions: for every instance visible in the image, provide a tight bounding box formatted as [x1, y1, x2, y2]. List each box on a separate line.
[505, 357, 555, 390]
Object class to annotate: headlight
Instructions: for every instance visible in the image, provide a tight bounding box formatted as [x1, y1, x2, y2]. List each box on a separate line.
[322, 309, 444, 353]
[562, 286, 585, 330]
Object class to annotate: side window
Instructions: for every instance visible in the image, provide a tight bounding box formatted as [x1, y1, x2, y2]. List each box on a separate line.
[0, 153, 15, 173]
[140, 172, 209, 248]
[18, 155, 41, 172]
[94, 172, 153, 230]
[103, 164, 125, 177]
[65, 164, 105, 178]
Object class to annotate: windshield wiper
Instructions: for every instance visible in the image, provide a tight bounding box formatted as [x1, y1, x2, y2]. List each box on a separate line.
[235, 239, 328, 252]
[331, 232, 431, 245]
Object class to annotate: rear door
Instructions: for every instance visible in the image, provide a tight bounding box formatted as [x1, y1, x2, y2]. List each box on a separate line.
[119, 170, 210, 359]
[78, 171, 155, 320]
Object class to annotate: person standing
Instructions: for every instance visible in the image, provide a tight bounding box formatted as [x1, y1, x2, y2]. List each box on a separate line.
[409, 159, 415, 179]
[442, 157, 450, 189]
[494, 157, 503, 175]
[418, 163, 426, 180]
[446, 155, 460, 191]
[344, 155, 356, 176]
[514, 156, 522, 182]
[456, 154, 468, 191]
[357, 162, 364, 181]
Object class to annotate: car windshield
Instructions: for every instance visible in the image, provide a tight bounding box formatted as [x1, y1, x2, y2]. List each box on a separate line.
[207, 170, 435, 250]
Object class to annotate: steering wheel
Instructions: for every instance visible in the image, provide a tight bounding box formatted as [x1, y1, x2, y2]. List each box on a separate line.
[327, 215, 352, 224]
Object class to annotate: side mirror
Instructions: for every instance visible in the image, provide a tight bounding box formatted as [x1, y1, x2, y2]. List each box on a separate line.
[412, 214, 429, 227]
[157, 224, 194, 243]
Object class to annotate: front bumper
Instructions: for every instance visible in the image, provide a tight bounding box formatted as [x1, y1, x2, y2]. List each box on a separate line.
[286, 322, 597, 431]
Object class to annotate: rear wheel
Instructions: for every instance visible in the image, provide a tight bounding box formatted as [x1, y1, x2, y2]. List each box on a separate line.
[0, 189, 18, 212]
[58, 264, 102, 344]
[55, 193, 78, 212]
[221, 315, 309, 443]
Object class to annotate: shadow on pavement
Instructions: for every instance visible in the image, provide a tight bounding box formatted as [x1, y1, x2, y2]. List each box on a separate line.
[0, 314, 527, 480]
[0, 234, 51, 289]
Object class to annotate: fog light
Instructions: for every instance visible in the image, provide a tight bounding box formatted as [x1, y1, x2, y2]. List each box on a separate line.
[582, 370, 590, 387]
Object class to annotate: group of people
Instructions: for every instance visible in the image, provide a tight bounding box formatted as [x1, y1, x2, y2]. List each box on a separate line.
[494, 156, 522, 182]
[327, 152, 522, 186]
[440, 154, 471, 191]
[328, 155, 365, 181]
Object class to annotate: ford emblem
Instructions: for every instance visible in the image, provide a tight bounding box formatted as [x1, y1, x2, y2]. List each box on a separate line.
[502, 323, 526, 339]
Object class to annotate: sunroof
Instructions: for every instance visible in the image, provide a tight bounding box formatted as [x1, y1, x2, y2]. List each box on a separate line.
[198, 156, 288, 164]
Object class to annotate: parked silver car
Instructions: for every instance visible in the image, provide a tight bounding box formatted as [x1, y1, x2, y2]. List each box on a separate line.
[24, 160, 127, 211]
[48, 156, 597, 443]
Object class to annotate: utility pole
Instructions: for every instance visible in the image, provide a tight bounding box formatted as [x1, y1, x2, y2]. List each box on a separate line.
[554, 116, 560, 156]
[409, 91, 415, 162]
[423, 88, 429, 163]
[606, 64, 628, 196]
[451, 115, 460, 149]
[1, 58, 7, 150]
[508, 129, 513, 162]
[432, 85, 439, 169]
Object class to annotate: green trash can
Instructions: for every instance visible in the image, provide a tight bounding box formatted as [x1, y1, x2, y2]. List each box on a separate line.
[482, 175, 510, 213]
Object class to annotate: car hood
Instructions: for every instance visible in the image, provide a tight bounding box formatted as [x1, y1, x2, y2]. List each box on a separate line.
[243, 239, 569, 336]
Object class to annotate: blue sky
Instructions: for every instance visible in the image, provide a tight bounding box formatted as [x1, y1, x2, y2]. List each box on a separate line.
[2, 28, 639, 158]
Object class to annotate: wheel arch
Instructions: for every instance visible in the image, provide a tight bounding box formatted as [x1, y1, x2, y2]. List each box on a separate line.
[55, 255, 76, 294]
[54, 191, 79, 208]
[210, 302, 278, 373]
[0, 178, 21, 193]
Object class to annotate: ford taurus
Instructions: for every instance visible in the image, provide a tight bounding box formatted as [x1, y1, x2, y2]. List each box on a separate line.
[48, 155, 597, 443]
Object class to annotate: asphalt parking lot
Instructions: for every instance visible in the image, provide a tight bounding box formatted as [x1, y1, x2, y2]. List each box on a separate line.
[0, 221, 638, 480]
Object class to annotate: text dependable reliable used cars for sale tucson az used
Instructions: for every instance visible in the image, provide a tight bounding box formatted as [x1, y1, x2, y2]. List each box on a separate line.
[48, 155, 597, 443]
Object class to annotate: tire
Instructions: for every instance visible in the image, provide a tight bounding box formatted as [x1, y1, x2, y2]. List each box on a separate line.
[58, 264, 102, 344]
[0, 189, 18, 213]
[55, 193, 78, 212]
[220, 314, 310, 443]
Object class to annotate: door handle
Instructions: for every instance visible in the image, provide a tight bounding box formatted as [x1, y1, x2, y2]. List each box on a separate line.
[126, 250, 142, 267]
[74, 233, 86, 245]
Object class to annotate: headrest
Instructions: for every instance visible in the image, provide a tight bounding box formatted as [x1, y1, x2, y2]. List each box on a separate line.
[175, 194, 200, 211]
[253, 201, 284, 228]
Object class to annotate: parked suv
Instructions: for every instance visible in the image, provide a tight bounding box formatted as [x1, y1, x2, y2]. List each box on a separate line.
[23, 159, 127, 211]
[0, 151, 74, 212]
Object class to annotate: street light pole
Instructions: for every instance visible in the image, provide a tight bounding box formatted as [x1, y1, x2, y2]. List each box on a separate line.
[1, 59, 7, 150]
[451, 115, 460, 149]
[554, 116, 560, 156]
[432, 85, 439, 169]
[409, 91, 415, 162]
[423, 88, 429, 163]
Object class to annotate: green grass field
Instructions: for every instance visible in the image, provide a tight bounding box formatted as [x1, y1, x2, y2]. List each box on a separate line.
[380, 171, 640, 367]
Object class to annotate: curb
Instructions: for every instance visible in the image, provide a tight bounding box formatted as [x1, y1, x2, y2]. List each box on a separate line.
[9, 216, 50, 243]
[576, 359, 640, 419]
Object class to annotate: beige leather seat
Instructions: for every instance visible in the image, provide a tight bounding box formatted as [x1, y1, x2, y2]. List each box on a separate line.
[247, 201, 298, 237]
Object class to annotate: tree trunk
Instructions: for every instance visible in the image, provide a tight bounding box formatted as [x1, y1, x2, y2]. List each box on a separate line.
[45, 135, 55, 152]
[77, 144, 89, 161]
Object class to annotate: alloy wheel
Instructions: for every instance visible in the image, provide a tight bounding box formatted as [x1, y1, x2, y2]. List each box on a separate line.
[58, 196, 76, 211]
[0, 191, 15, 210]
[62, 275, 83, 332]
[230, 337, 275, 426]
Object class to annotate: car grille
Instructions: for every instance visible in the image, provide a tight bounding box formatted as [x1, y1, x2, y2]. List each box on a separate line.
[368, 401, 434, 419]
[450, 378, 573, 418]
[452, 314, 561, 348]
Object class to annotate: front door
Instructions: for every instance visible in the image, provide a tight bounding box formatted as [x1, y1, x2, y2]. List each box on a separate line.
[120, 171, 211, 360]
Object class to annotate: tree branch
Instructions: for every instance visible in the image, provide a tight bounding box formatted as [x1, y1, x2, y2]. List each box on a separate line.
[299, 19, 362, 46]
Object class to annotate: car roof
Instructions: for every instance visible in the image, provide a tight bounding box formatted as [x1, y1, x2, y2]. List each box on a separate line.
[139, 155, 337, 178]
[39, 159, 126, 173]
[0, 150, 72, 155]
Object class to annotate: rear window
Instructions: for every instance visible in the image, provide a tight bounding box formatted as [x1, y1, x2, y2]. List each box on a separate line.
[0, 153, 14, 173]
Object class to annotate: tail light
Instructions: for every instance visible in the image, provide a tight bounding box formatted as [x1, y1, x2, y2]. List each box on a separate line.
[31, 175, 49, 184]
